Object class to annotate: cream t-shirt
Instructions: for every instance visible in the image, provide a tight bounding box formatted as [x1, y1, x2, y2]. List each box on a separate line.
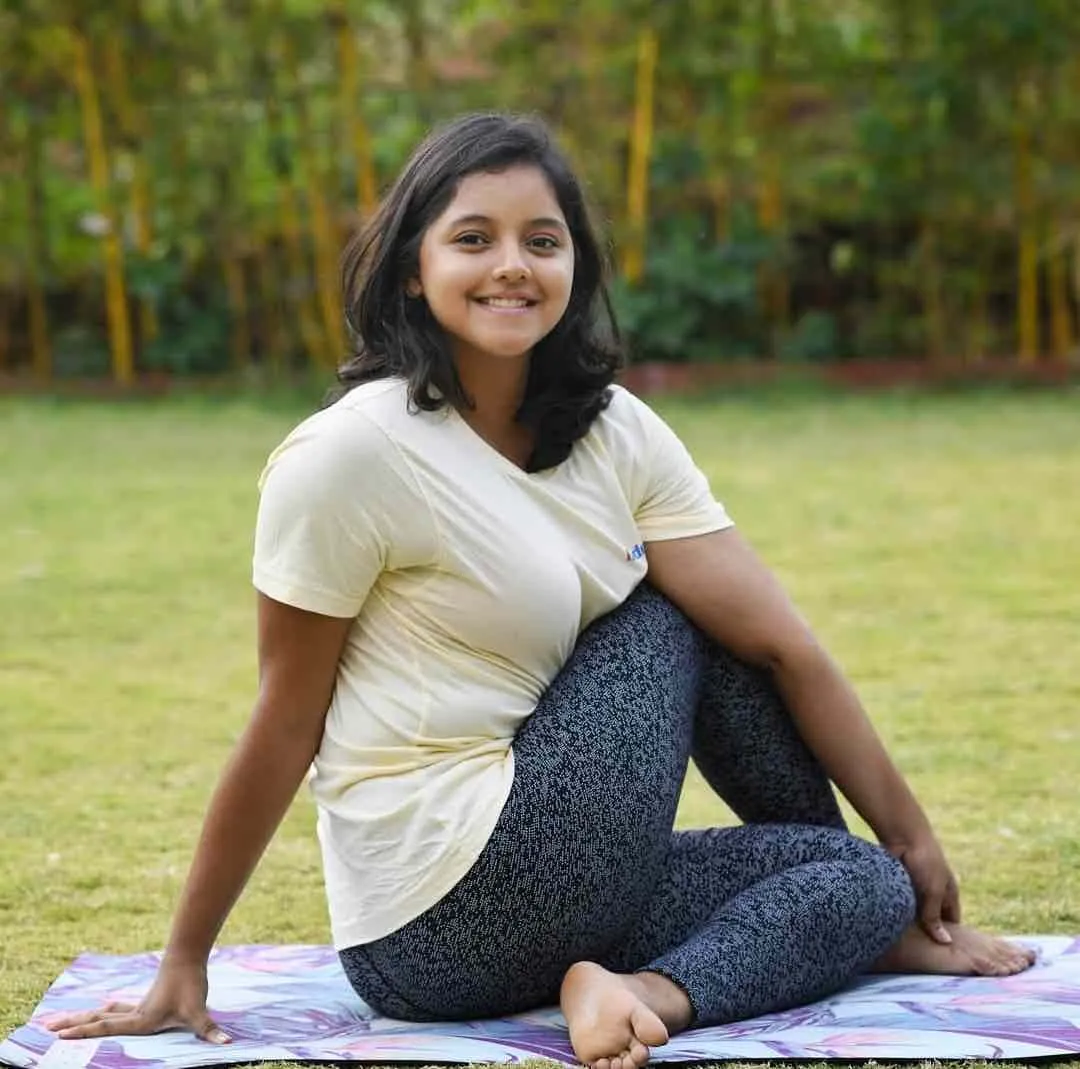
[252, 377, 733, 948]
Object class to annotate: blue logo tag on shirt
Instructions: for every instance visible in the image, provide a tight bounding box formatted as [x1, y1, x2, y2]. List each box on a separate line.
[625, 542, 646, 562]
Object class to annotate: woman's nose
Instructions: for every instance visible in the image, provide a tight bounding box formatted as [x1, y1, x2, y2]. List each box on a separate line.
[492, 243, 530, 281]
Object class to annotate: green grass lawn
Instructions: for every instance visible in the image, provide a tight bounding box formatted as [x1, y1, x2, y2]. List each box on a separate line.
[2, 386, 1078, 1067]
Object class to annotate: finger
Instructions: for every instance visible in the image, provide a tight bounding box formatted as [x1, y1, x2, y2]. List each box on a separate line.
[45, 1003, 139, 1031]
[919, 901, 952, 944]
[194, 1014, 231, 1045]
[56, 1017, 147, 1040]
[44, 1011, 112, 1032]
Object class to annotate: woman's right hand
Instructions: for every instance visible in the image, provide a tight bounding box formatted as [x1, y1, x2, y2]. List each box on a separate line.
[45, 959, 230, 1044]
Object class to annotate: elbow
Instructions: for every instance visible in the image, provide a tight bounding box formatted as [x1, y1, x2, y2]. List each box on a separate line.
[758, 630, 827, 679]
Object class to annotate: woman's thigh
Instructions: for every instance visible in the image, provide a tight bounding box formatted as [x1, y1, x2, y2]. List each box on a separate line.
[342, 584, 707, 1018]
[606, 823, 913, 974]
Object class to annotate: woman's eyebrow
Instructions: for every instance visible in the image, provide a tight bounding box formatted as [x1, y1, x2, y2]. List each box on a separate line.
[446, 213, 568, 232]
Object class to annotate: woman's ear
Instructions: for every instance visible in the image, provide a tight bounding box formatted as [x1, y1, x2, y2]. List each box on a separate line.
[405, 278, 423, 298]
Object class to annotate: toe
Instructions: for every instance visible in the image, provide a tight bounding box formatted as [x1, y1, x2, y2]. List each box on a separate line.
[594, 1058, 611, 1069]
[629, 1038, 651, 1066]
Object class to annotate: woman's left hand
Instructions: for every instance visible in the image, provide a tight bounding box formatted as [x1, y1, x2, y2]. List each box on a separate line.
[887, 833, 961, 944]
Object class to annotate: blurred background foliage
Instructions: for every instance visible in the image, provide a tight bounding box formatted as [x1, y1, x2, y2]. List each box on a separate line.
[2, 0, 1080, 383]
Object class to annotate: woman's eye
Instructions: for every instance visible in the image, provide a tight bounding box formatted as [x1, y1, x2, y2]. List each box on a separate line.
[454, 232, 488, 246]
[529, 235, 559, 250]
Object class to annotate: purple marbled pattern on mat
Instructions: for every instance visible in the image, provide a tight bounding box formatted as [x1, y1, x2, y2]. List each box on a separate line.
[3, 937, 1079, 1065]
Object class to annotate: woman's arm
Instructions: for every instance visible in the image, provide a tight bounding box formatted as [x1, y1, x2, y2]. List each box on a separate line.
[164, 594, 353, 962]
[645, 527, 959, 940]
[49, 594, 353, 1039]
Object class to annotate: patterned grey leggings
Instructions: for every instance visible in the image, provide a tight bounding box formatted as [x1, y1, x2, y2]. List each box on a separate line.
[340, 583, 916, 1026]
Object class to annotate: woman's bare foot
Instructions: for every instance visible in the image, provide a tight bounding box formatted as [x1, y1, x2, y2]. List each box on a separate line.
[874, 921, 1036, 977]
[560, 961, 692, 1069]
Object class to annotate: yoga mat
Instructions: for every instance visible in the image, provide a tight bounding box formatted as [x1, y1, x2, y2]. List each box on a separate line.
[4, 937, 1080, 1067]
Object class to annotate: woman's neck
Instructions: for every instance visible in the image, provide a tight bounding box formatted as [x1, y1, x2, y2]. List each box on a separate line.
[454, 350, 535, 467]
[455, 351, 529, 428]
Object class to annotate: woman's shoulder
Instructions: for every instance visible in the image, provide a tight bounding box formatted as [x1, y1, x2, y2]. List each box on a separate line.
[283, 378, 409, 448]
[588, 383, 661, 446]
[260, 379, 414, 490]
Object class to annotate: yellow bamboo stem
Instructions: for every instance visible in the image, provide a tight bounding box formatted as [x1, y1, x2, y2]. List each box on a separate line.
[260, 28, 327, 368]
[622, 26, 658, 285]
[1015, 81, 1040, 364]
[309, 184, 345, 361]
[336, 7, 377, 214]
[22, 113, 52, 378]
[278, 178, 326, 365]
[104, 35, 158, 343]
[72, 27, 134, 385]
[1047, 242, 1074, 360]
[402, 0, 434, 106]
[756, 149, 789, 334]
[279, 28, 343, 363]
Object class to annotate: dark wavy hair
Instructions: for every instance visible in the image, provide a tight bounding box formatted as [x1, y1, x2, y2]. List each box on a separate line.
[331, 112, 624, 472]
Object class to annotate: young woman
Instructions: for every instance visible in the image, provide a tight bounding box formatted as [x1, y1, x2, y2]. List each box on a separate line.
[48, 113, 1034, 1069]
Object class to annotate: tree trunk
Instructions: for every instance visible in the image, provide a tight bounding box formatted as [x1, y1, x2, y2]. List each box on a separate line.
[257, 35, 327, 368]
[280, 30, 343, 365]
[71, 26, 134, 385]
[104, 34, 157, 344]
[1047, 236, 1074, 361]
[24, 105, 52, 378]
[755, 0, 788, 351]
[1014, 80, 1040, 364]
[622, 25, 658, 286]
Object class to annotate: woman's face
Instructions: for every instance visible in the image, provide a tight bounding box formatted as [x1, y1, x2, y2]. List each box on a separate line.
[414, 165, 574, 367]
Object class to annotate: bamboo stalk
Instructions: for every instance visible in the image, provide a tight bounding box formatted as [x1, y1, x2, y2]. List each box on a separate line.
[279, 32, 343, 364]
[1015, 80, 1040, 364]
[755, 1, 788, 344]
[1047, 241, 1074, 360]
[104, 34, 158, 343]
[335, 5, 377, 214]
[622, 26, 658, 286]
[23, 106, 52, 379]
[261, 62, 326, 367]
[71, 26, 134, 385]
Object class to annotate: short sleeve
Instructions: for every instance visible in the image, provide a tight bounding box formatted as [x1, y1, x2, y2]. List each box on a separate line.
[252, 406, 435, 618]
[617, 389, 734, 542]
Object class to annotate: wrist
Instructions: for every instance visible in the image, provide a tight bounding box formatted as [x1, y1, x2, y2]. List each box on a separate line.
[161, 944, 211, 970]
[869, 791, 934, 849]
